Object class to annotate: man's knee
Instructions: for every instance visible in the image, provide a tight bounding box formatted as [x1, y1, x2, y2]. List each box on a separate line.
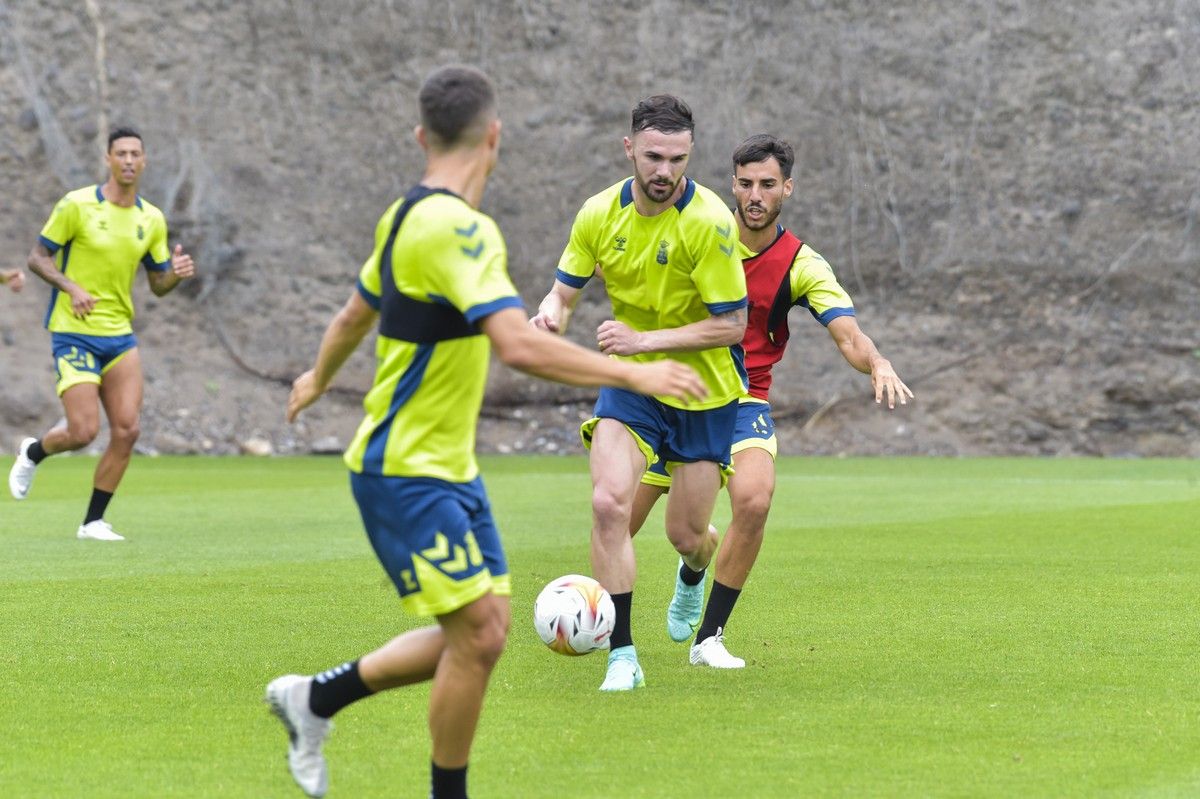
[110, 420, 141, 447]
[592, 485, 631, 533]
[65, 419, 99, 449]
[466, 614, 508, 668]
[731, 491, 772, 533]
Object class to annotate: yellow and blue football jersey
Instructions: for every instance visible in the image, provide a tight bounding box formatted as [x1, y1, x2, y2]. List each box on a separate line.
[343, 186, 523, 482]
[38, 185, 171, 336]
[555, 177, 748, 410]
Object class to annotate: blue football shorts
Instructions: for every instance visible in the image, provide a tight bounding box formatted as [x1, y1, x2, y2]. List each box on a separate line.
[643, 399, 776, 488]
[349, 472, 510, 617]
[580, 387, 738, 486]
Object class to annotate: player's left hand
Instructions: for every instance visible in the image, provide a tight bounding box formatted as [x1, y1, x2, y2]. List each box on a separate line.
[171, 244, 195, 279]
[597, 320, 643, 356]
[287, 369, 323, 422]
[871, 360, 914, 410]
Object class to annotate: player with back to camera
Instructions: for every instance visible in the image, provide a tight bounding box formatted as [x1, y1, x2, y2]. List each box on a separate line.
[265, 66, 705, 799]
[531, 95, 748, 691]
[630, 134, 913, 667]
[7, 128, 196, 540]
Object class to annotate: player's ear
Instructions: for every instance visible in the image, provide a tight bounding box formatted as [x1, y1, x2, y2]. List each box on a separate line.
[623, 136, 634, 162]
[782, 177, 794, 199]
[414, 125, 427, 151]
[487, 118, 502, 151]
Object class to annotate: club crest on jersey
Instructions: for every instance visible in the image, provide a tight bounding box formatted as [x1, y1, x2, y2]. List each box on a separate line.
[656, 240, 669, 265]
[613, 235, 626, 252]
[98, 220, 108, 231]
[137, 225, 144, 240]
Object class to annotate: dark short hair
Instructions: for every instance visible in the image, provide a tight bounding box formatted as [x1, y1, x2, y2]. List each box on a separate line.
[107, 127, 143, 152]
[631, 95, 694, 137]
[732, 134, 794, 178]
[418, 65, 496, 147]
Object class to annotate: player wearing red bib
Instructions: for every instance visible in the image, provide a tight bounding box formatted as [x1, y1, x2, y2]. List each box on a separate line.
[631, 134, 913, 667]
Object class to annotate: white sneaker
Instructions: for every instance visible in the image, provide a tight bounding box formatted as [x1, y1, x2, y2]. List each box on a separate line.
[9, 437, 37, 500]
[689, 627, 745, 669]
[77, 519, 125, 541]
[265, 674, 332, 798]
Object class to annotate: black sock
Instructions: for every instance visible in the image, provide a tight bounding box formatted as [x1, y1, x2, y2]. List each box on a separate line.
[679, 561, 706, 587]
[609, 591, 633, 650]
[83, 489, 113, 525]
[431, 762, 467, 799]
[695, 580, 742, 643]
[308, 660, 374, 719]
[27, 439, 48, 464]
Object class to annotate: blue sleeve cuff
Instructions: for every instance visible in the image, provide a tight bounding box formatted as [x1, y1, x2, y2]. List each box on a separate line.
[813, 307, 856, 327]
[464, 296, 524, 325]
[38, 235, 63, 254]
[357, 279, 381, 311]
[555, 269, 591, 289]
[705, 297, 748, 315]
[141, 253, 170, 272]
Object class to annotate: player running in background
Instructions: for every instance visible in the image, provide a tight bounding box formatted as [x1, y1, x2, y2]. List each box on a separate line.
[1, 268, 25, 292]
[266, 66, 704, 799]
[630, 134, 913, 667]
[531, 95, 747, 691]
[8, 128, 195, 540]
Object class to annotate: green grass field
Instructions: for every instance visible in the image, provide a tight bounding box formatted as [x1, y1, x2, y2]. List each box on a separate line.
[1, 455, 1198, 798]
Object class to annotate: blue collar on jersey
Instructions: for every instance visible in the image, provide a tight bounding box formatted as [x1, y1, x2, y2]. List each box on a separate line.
[619, 177, 696, 213]
[94, 183, 144, 208]
[94, 184, 143, 209]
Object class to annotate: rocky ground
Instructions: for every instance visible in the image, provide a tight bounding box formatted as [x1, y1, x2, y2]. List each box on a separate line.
[1, 1, 1197, 459]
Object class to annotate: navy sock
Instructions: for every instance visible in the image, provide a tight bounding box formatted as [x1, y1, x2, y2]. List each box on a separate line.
[431, 762, 467, 799]
[83, 489, 113, 525]
[609, 591, 633, 650]
[27, 439, 48, 464]
[695, 580, 742, 643]
[308, 660, 373, 719]
[679, 561, 705, 587]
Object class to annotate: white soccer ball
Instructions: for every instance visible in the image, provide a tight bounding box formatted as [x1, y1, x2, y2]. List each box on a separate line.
[533, 574, 616, 656]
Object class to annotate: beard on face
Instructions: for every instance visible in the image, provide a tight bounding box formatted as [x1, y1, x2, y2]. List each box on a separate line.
[636, 171, 679, 203]
[737, 198, 782, 231]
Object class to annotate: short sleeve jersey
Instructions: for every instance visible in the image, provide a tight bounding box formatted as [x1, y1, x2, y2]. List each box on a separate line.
[738, 234, 855, 324]
[343, 187, 523, 482]
[555, 178, 748, 410]
[38, 185, 171, 336]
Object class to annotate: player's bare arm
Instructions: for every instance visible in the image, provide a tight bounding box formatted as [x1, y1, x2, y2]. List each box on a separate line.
[0, 268, 24, 292]
[827, 315, 913, 409]
[485, 306, 706, 403]
[287, 290, 379, 422]
[146, 244, 196, 297]
[530, 278, 583, 333]
[597, 306, 746, 356]
[27, 241, 94, 317]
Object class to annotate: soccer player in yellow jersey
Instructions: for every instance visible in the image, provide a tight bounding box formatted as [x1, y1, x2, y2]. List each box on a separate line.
[531, 95, 749, 691]
[631, 134, 913, 668]
[8, 128, 195, 540]
[265, 67, 705, 799]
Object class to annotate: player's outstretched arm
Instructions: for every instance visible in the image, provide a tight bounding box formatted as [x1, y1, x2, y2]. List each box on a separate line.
[529, 279, 582, 334]
[827, 316, 913, 409]
[0, 268, 25, 292]
[287, 290, 378, 422]
[147, 244, 196, 297]
[28, 241, 94, 317]
[597, 307, 746, 356]
[484, 307, 706, 403]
